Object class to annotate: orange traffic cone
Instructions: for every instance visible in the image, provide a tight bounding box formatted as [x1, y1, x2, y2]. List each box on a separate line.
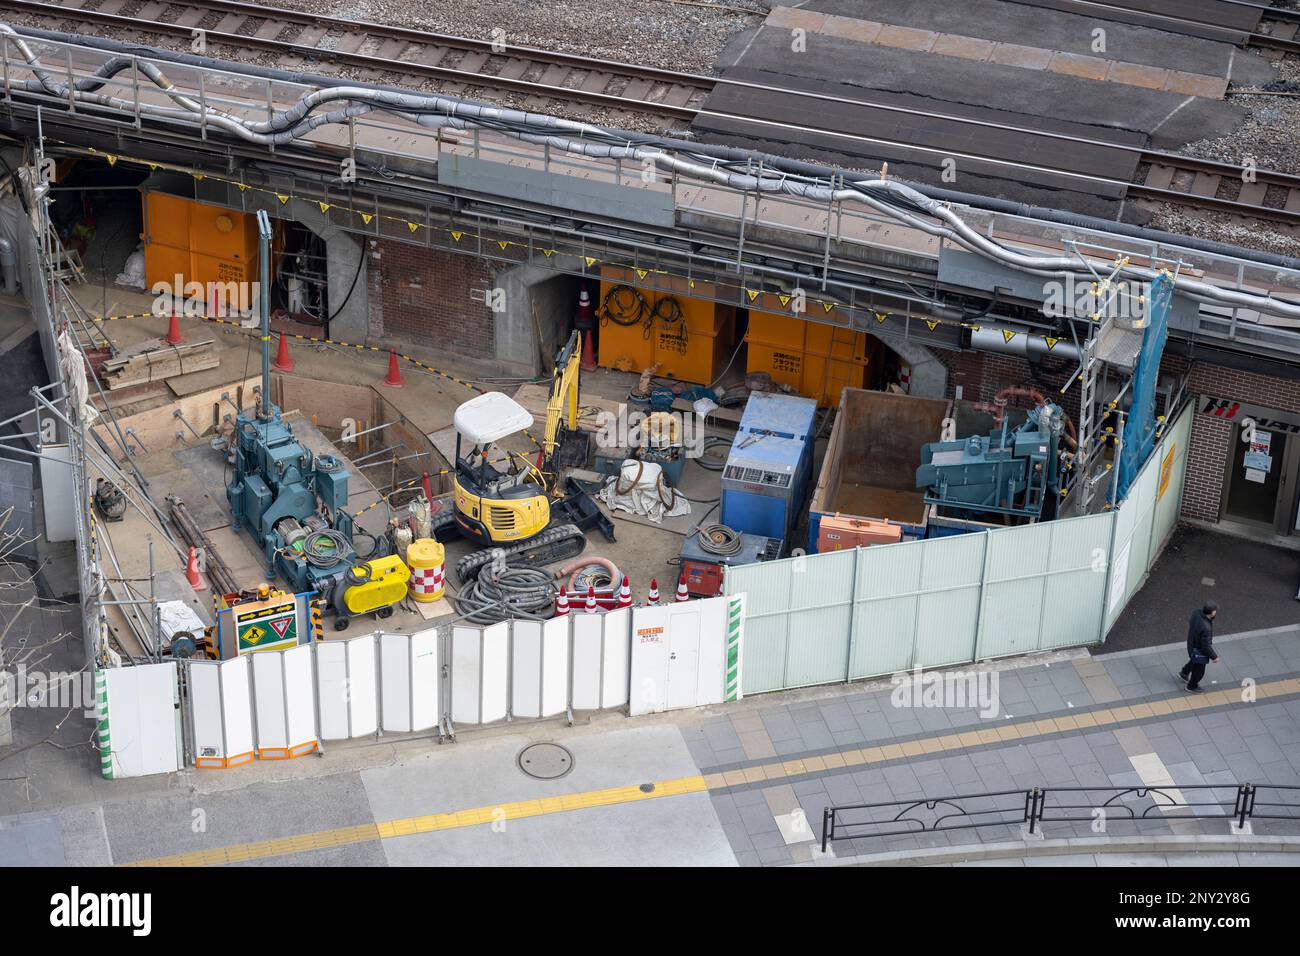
[164, 308, 183, 346]
[617, 575, 632, 609]
[382, 350, 406, 388]
[585, 585, 597, 614]
[554, 586, 569, 617]
[272, 332, 294, 372]
[185, 546, 207, 592]
[647, 578, 660, 605]
[577, 286, 597, 372]
[675, 574, 689, 602]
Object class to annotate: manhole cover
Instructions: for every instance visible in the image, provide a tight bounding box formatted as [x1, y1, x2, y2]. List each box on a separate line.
[517, 742, 574, 780]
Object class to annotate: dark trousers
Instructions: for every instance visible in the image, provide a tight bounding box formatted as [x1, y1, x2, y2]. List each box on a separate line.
[1179, 659, 1207, 690]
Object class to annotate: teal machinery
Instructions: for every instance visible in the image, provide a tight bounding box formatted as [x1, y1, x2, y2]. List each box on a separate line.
[915, 402, 1067, 522]
[226, 210, 358, 593]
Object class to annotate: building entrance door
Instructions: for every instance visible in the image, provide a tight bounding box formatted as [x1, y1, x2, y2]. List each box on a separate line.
[1221, 423, 1300, 534]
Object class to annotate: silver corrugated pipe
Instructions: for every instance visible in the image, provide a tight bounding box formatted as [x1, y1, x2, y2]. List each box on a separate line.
[970, 326, 1081, 362]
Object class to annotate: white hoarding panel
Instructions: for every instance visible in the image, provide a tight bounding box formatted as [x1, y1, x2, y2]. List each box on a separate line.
[282, 645, 317, 754]
[347, 633, 378, 737]
[409, 629, 440, 732]
[104, 663, 179, 777]
[512, 621, 543, 718]
[570, 614, 604, 711]
[481, 621, 509, 723]
[381, 633, 413, 732]
[187, 662, 225, 765]
[452, 625, 483, 724]
[694, 596, 729, 707]
[600, 608, 631, 709]
[540, 617, 570, 718]
[629, 605, 670, 717]
[316, 640, 350, 740]
[220, 656, 255, 765]
[252, 651, 288, 751]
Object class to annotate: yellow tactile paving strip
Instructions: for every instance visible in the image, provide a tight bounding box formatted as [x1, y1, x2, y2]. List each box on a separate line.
[122, 678, 1300, 866]
[767, 6, 1229, 99]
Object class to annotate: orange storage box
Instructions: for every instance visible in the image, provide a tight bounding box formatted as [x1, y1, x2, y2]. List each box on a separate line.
[747, 307, 879, 407]
[816, 514, 903, 552]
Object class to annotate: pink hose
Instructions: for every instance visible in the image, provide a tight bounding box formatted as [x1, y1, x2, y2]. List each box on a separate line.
[557, 556, 621, 592]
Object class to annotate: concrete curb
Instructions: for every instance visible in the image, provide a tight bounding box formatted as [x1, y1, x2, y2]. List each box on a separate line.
[805, 834, 1300, 867]
[1095, 623, 1300, 661]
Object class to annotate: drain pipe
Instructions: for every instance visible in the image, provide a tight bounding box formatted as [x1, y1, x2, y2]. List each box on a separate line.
[256, 208, 272, 420]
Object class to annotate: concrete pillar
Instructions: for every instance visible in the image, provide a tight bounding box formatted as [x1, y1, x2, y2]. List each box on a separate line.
[879, 334, 948, 398]
[495, 261, 577, 376]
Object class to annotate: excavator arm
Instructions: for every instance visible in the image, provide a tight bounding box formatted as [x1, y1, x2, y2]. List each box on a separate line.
[542, 330, 582, 461]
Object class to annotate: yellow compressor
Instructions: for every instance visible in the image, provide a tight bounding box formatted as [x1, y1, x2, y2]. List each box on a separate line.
[330, 555, 410, 631]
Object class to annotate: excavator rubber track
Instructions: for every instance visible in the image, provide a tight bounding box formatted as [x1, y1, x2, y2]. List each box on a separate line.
[455, 522, 586, 583]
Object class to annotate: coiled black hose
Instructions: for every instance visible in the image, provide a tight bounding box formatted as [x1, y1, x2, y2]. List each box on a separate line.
[452, 562, 556, 624]
[692, 522, 743, 556]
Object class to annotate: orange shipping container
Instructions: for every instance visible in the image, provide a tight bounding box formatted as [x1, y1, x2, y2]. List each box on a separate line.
[747, 309, 880, 407]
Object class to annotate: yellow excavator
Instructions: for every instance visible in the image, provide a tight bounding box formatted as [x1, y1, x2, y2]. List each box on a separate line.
[445, 330, 614, 581]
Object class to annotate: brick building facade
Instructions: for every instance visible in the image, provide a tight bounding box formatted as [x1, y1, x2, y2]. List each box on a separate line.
[365, 241, 499, 360]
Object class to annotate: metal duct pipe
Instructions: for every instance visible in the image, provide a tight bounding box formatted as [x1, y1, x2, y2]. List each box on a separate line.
[0, 236, 15, 293]
[256, 209, 272, 419]
[970, 326, 1081, 363]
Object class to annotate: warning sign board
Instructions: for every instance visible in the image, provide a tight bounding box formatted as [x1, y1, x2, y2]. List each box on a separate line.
[236, 599, 299, 655]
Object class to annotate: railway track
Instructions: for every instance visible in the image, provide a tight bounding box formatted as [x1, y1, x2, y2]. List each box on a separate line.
[0, 0, 718, 127]
[5, 0, 1300, 227]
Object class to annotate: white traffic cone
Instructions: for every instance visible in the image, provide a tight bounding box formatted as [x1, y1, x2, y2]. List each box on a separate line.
[675, 574, 689, 602]
[647, 578, 660, 605]
[554, 585, 569, 617]
[617, 575, 632, 609]
[585, 585, 597, 614]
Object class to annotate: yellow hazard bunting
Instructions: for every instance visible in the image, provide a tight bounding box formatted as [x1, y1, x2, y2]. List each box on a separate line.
[277, 194, 290, 205]
[585, 257, 599, 268]
[361, 213, 373, 225]
[1044, 336, 1059, 351]
[1002, 329, 1018, 343]
[636, 269, 649, 280]
[746, 289, 759, 302]
[874, 312, 888, 323]
[451, 231, 463, 242]
[319, 202, 331, 214]
[925, 320, 938, 332]
[409, 222, 421, 233]
[778, 294, 791, 309]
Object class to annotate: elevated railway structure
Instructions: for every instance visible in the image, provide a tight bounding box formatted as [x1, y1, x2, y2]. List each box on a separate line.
[7, 0, 1300, 227]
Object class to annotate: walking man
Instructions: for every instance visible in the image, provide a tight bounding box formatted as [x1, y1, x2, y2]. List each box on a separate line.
[1178, 601, 1219, 692]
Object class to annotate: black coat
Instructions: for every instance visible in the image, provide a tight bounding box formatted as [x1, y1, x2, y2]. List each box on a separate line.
[1186, 611, 1216, 662]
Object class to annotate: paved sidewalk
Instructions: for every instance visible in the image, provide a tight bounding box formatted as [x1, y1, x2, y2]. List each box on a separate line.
[680, 625, 1300, 866]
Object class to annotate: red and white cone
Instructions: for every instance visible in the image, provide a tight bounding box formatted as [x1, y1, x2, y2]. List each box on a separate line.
[617, 575, 632, 609]
[674, 573, 689, 602]
[647, 578, 660, 605]
[585, 585, 597, 614]
[554, 586, 569, 617]
[185, 546, 207, 592]
[164, 308, 183, 346]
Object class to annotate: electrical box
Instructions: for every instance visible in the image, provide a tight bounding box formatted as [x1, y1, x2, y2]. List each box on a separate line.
[721, 393, 817, 543]
[678, 531, 780, 597]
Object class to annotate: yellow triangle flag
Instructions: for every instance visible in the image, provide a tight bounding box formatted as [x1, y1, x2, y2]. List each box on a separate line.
[193, 174, 205, 181]
[106, 155, 117, 165]
[542, 248, 554, 257]
[237, 183, 248, 191]
[778, 294, 791, 308]
[277, 194, 289, 205]
[451, 231, 463, 242]
[585, 257, 598, 268]
[874, 312, 887, 323]
[746, 289, 759, 302]
[1002, 329, 1017, 343]
[689, 281, 695, 289]
[1044, 336, 1059, 351]
[925, 320, 938, 332]
[636, 269, 649, 280]
[361, 213, 373, 225]
[824, 302, 836, 313]
[497, 240, 509, 249]
[148, 164, 158, 172]
[409, 222, 421, 233]
[318, 202, 331, 214]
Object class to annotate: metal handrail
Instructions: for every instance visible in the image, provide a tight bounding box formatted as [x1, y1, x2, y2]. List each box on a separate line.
[821, 783, 1300, 852]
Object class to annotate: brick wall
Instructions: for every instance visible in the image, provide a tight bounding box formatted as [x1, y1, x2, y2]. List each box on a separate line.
[365, 241, 497, 359]
[934, 349, 1083, 422]
[1181, 361, 1300, 522]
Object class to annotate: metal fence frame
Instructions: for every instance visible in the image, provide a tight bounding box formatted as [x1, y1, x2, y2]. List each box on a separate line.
[821, 782, 1300, 851]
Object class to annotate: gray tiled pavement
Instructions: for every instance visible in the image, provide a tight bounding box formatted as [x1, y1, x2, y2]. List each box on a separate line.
[681, 626, 1300, 866]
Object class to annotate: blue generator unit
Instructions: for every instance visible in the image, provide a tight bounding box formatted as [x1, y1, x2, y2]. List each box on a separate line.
[721, 393, 818, 547]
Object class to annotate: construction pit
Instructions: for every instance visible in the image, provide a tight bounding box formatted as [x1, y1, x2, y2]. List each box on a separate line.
[71, 281, 786, 662]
